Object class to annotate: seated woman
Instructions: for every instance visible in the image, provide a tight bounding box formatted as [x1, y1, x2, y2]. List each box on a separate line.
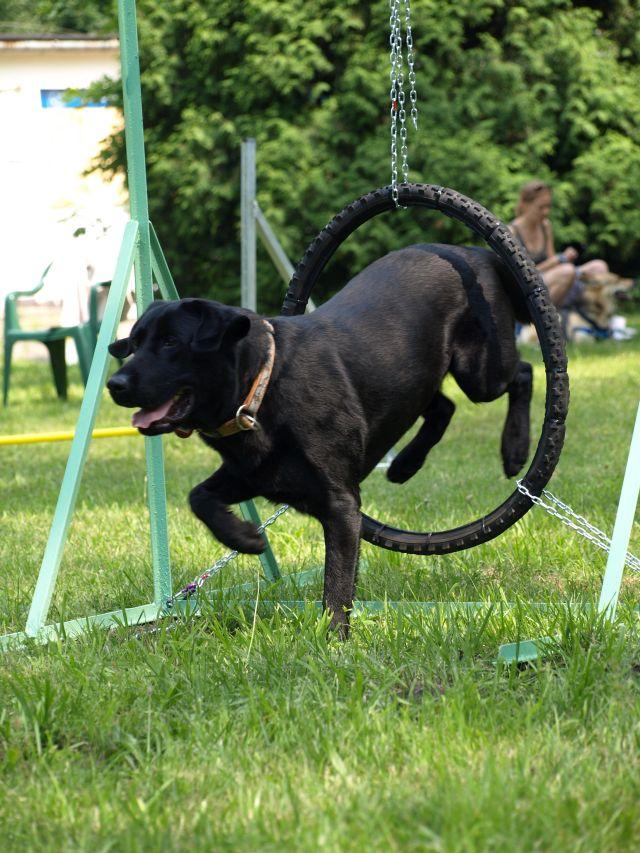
[510, 180, 608, 306]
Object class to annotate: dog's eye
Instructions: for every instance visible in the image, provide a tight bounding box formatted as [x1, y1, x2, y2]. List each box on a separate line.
[163, 336, 179, 348]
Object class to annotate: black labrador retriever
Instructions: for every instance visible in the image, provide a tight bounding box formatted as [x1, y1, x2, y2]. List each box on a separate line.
[107, 244, 532, 634]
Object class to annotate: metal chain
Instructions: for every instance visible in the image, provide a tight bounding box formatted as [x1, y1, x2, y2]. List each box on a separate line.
[517, 481, 640, 572]
[389, 0, 401, 207]
[404, 0, 418, 132]
[165, 504, 290, 608]
[389, 0, 418, 206]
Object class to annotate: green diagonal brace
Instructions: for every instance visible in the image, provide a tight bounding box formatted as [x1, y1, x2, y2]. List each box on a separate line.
[150, 223, 179, 300]
[25, 222, 139, 635]
[239, 501, 282, 582]
[598, 402, 640, 619]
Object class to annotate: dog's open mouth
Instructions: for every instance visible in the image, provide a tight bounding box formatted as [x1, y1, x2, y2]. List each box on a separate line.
[132, 389, 195, 437]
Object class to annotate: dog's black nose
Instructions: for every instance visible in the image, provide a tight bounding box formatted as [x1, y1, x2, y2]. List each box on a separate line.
[107, 374, 131, 398]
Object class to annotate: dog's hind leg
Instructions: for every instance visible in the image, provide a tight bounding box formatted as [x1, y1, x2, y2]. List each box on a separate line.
[500, 360, 533, 477]
[319, 490, 362, 638]
[189, 467, 266, 554]
[449, 316, 530, 477]
[387, 391, 455, 484]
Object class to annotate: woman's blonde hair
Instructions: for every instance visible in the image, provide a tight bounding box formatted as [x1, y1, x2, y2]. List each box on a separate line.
[516, 179, 551, 216]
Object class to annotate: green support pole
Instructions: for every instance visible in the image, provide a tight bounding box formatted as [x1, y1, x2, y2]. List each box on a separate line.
[25, 223, 139, 636]
[150, 223, 282, 582]
[118, 0, 172, 605]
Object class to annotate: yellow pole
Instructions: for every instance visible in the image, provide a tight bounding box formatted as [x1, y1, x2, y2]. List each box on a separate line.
[0, 426, 139, 447]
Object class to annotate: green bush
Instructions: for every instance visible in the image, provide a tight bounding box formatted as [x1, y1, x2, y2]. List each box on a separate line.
[6, 0, 640, 308]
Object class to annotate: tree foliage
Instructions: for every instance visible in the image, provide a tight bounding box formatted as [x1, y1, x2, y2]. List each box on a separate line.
[6, 1, 640, 308]
[0, 0, 115, 34]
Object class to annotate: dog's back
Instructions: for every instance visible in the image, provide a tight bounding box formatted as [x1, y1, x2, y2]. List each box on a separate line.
[313, 243, 528, 344]
[296, 243, 525, 472]
[413, 244, 530, 324]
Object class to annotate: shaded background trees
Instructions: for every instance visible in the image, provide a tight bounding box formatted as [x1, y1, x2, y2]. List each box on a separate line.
[4, 0, 640, 309]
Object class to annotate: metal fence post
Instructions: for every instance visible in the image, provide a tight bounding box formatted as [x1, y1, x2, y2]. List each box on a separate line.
[241, 139, 257, 312]
[239, 138, 282, 582]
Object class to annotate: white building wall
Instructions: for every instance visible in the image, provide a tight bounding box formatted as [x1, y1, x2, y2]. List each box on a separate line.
[0, 39, 129, 315]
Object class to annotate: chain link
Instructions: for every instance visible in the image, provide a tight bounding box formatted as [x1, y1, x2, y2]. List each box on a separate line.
[404, 0, 418, 131]
[165, 504, 290, 608]
[517, 481, 640, 573]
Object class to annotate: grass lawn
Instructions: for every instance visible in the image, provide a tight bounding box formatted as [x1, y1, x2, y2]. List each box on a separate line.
[1, 324, 639, 851]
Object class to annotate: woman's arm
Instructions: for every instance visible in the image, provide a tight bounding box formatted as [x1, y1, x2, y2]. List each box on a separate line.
[537, 221, 578, 271]
[544, 219, 556, 258]
[535, 221, 559, 271]
[508, 221, 571, 271]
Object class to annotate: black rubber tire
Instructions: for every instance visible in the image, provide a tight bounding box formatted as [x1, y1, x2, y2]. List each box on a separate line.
[281, 184, 569, 555]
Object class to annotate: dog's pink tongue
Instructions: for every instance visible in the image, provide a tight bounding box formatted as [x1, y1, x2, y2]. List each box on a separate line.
[132, 398, 174, 428]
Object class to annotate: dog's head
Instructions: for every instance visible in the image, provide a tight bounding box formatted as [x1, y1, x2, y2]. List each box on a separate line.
[576, 271, 635, 329]
[107, 299, 251, 436]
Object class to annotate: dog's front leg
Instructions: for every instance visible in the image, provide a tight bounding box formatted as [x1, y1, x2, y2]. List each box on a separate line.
[320, 492, 362, 638]
[189, 467, 265, 555]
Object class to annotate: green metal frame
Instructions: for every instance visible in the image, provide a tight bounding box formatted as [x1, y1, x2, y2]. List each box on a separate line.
[1, 0, 637, 656]
[0, 0, 290, 651]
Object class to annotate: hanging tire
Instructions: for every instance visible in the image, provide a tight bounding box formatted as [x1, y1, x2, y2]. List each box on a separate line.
[281, 183, 569, 555]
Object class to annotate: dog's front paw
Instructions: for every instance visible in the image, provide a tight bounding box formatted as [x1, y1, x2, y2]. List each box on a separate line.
[387, 455, 418, 484]
[229, 521, 267, 555]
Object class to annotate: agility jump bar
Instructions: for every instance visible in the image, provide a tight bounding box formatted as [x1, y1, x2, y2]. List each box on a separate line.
[0, 426, 138, 447]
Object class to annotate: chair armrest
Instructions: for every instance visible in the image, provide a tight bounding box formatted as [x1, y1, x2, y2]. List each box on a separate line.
[4, 262, 53, 330]
[5, 262, 54, 301]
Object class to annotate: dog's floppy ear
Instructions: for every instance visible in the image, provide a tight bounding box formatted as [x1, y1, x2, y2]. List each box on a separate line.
[182, 299, 251, 354]
[109, 337, 132, 358]
[220, 314, 251, 349]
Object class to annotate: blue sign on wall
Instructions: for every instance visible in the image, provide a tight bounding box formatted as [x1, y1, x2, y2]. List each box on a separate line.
[41, 89, 109, 109]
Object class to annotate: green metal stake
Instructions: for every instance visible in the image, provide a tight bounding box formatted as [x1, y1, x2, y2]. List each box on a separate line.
[597, 401, 640, 619]
[118, 0, 172, 604]
[25, 223, 139, 636]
